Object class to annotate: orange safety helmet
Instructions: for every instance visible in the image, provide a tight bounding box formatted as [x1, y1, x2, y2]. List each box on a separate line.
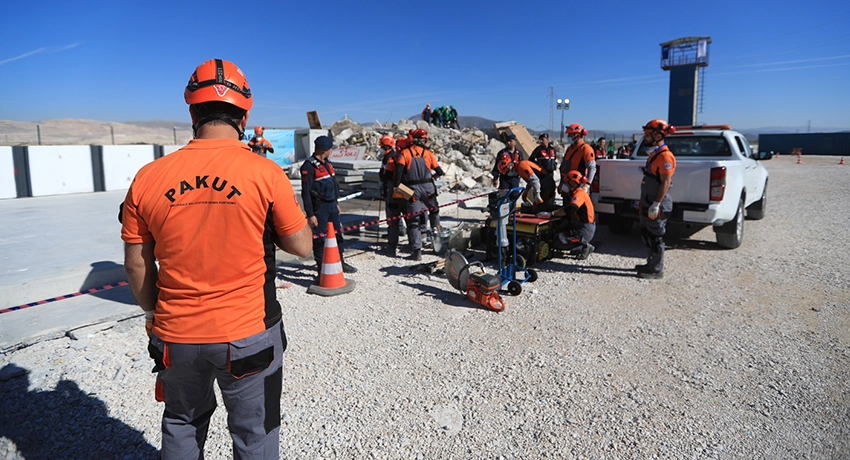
[516, 160, 539, 180]
[642, 119, 676, 136]
[184, 59, 253, 111]
[497, 156, 515, 175]
[380, 134, 395, 147]
[254, 126, 264, 136]
[396, 137, 410, 151]
[564, 170, 587, 186]
[565, 123, 588, 137]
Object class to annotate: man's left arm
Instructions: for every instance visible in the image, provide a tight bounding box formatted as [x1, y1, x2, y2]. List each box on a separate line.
[124, 241, 158, 313]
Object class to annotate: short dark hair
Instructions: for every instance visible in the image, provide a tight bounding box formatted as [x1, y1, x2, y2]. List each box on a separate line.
[191, 101, 246, 128]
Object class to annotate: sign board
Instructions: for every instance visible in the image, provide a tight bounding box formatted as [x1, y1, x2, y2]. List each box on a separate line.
[328, 146, 365, 161]
[244, 128, 296, 168]
[307, 111, 322, 129]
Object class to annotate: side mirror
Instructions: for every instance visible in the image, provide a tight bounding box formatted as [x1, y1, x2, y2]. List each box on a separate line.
[757, 151, 773, 160]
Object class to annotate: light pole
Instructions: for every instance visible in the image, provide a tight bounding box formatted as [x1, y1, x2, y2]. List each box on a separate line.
[556, 98, 570, 143]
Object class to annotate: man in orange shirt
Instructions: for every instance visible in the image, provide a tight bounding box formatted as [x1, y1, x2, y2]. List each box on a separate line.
[538, 170, 596, 260]
[121, 58, 312, 459]
[560, 123, 596, 195]
[393, 128, 444, 261]
[636, 119, 677, 279]
[247, 125, 274, 157]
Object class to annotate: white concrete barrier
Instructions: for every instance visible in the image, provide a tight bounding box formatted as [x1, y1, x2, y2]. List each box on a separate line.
[102, 145, 156, 191]
[162, 144, 184, 156]
[28, 146, 94, 196]
[0, 146, 15, 199]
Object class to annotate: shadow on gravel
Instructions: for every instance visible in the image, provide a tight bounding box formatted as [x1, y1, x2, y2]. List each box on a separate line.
[535, 259, 639, 278]
[396, 280, 485, 310]
[275, 264, 319, 289]
[0, 363, 159, 459]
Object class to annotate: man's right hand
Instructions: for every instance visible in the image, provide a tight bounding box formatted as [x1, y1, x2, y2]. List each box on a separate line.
[308, 216, 318, 228]
[492, 179, 498, 188]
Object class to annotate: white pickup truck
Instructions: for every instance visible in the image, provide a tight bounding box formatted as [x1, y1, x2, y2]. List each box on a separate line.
[592, 125, 770, 249]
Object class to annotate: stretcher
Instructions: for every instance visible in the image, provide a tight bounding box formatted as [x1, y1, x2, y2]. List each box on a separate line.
[485, 212, 565, 267]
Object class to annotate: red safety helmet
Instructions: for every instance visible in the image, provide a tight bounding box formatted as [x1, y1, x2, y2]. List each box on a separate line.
[380, 135, 395, 147]
[254, 126, 264, 136]
[565, 170, 587, 185]
[565, 123, 588, 137]
[411, 128, 428, 139]
[184, 59, 252, 111]
[642, 119, 676, 136]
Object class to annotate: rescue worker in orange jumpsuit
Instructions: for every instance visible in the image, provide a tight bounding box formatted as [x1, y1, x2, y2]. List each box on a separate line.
[516, 160, 556, 214]
[247, 126, 274, 157]
[491, 134, 522, 201]
[393, 128, 444, 261]
[560, 123, 596, 196]
[537, 170, 596, 260]
[379, 135, 404, 257]
[636, 119, 676, 279]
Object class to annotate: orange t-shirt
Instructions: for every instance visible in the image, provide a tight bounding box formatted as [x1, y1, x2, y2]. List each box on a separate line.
[644, 145, 677, 179]
[121, 138, 306, 343]
[560, 140, 595, 176]
[396, 145, 440, 171]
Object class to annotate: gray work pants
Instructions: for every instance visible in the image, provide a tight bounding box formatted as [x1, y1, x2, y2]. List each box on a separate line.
[149, 320, 285, 460]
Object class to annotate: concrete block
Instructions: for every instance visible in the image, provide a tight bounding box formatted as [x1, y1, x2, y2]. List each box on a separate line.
[332, 160, 381, 170]
[28, 146, 94, 196]
[102, 145, 156, 191]
[0, 146, 15, 199]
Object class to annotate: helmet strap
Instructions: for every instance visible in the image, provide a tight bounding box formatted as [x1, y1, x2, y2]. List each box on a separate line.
[193, 114, 245, 140]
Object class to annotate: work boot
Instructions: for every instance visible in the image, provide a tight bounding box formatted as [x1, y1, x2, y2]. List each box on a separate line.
[411, 249, 422, 261]
[386, 245, 397, 258]
[637, 270, 663, 280]
[342, 262, 358, 274]
[634, 263, 650, 272]
[576, 244, 595, 260]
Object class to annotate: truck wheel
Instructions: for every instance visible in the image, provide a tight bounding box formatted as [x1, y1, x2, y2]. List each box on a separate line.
[715, 199, 744, 249]
[608, 216, 633, 235]
[747, 183, 767, 220]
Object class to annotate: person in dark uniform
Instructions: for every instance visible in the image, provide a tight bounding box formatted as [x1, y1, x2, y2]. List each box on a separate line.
[300, 135, 357, 274]
[529, 133, 557, 182]
[636, 119, 677, 279]
[491, 134, 522, 201]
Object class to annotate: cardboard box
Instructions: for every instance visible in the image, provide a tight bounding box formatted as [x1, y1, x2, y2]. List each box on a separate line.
[494, 121, 537, 160]
[394, 183, 414, 200]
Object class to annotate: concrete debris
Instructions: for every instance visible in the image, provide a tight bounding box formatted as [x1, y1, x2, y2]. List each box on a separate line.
[325, 118, 568, 198]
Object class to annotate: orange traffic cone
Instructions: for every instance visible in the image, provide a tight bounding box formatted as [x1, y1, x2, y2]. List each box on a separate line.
[796, 155, 802, 164]
[307, 222, 356, 296]
[840, 157, 845, 165]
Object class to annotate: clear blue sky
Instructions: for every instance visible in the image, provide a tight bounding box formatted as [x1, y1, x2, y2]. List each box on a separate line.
[2, 0, 848, 132]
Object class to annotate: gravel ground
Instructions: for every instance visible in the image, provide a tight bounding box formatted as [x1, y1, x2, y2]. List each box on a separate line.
[1, 155, 848, 459]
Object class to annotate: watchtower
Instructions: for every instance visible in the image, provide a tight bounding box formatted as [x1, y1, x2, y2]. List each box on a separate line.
[660, 36, 711, 126]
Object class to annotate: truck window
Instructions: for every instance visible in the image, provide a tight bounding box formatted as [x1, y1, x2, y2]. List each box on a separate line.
[735, 136, 754, 158]
[639, 136, 733, 157]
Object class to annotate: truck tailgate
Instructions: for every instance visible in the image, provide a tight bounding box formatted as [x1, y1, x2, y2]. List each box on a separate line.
[598, 160, 714, 204]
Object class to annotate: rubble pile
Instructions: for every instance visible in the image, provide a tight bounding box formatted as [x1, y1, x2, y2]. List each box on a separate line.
[328, 118, 510, 195]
